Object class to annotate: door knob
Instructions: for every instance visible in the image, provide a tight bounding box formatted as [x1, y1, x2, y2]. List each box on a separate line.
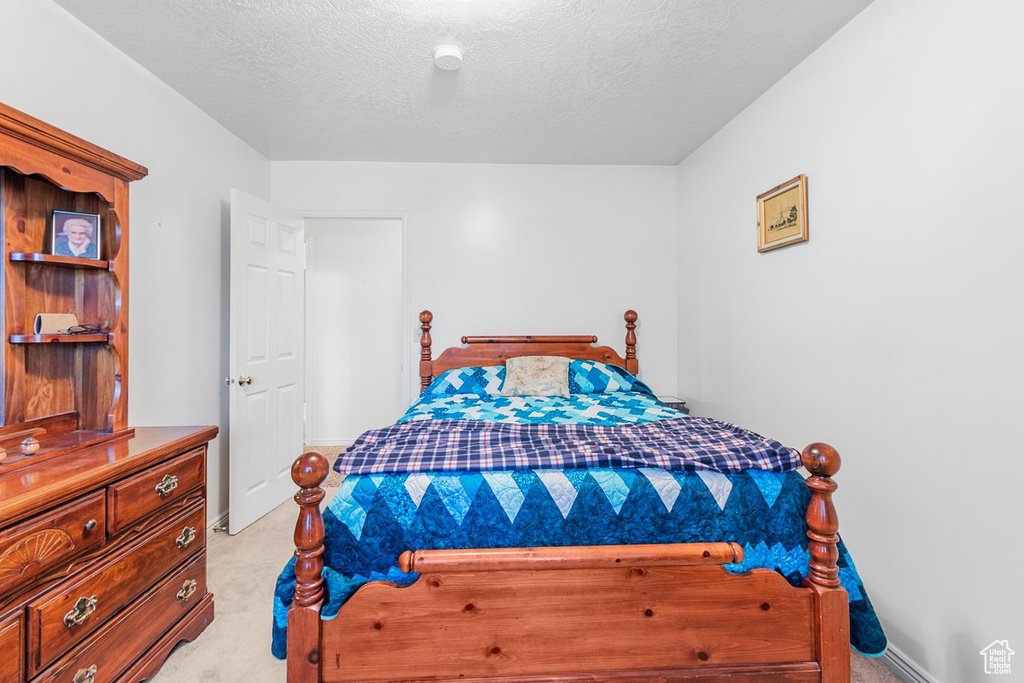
[224, 376, 235, 385]
[238, 375, 253, 386]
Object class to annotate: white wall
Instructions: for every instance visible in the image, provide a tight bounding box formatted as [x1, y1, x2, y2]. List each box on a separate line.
[677, 1, 1023, 680]
[0, 0, 271, 524]
[306, 217, 405, 443]
[274, 163, 679, 397]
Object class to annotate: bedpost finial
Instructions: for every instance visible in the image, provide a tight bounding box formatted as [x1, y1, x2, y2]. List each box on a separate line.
[292, 451, 329, 488]
[801, 442, 841, 478]
[291, 452, 328, 612]
[802, 442, 842, 588]
[398, 550, 415, 573]
[623, 309, 638, 374]
[420, 310, 434, 393]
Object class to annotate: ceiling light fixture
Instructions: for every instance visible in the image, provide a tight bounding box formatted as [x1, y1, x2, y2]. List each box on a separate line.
[434, 45, 463, 71]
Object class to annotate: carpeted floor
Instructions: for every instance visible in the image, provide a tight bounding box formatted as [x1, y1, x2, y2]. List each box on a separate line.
[151, 485, 902, 683]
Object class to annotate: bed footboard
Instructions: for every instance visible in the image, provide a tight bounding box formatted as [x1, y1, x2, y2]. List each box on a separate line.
[288, 444, 850, 683]
[331, 542, 823, 682]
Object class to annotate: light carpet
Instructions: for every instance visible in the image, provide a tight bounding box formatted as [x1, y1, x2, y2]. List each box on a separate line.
[151, 489, 902, 682]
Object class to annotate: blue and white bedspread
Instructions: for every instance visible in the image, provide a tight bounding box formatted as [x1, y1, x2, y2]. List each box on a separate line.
[401, 392, 682, 425]
[272, 363, 887, 659]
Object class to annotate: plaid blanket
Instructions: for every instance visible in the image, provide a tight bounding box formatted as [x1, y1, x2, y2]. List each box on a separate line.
[334, 416, 800, 475]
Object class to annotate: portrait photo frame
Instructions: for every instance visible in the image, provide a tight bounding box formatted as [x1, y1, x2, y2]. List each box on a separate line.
[757, 174, 808, 253]
[51, 210, 102, 260]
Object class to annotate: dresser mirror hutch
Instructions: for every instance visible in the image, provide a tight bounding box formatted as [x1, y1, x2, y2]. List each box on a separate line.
[0, 102, 217, 682]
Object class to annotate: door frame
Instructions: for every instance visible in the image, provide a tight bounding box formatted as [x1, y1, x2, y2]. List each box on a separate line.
[296, 210, 411, 446]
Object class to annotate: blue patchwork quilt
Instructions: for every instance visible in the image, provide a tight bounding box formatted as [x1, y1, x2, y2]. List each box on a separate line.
[401, 392, 682, 425]
[272, 363, 887, 660]
[401, 360, 674, 425]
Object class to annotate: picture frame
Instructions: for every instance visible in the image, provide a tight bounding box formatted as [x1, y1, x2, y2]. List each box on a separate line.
[757, 174, 808, 253]
[51, 210, 102, 260]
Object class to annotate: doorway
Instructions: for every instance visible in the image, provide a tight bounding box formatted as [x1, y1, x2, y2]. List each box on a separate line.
[304, 216, 406, 447]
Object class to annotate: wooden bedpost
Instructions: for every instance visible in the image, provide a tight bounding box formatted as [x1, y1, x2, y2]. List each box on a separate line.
[419, 309, 433, 393]
[802, 442, 841, 588]
[624, 309, 638, 376]
[802, 442, 851, 683]
[288, 452, 329, 683]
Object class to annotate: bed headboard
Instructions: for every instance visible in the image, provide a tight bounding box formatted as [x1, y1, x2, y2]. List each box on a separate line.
[418, 310, 638, 393]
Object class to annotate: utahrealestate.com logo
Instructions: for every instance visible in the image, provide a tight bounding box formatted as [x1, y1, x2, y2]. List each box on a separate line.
[980, 640, 1014, 675]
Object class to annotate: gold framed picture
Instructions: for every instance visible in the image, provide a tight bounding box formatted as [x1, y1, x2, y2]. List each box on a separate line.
[757, 174, 808, 253]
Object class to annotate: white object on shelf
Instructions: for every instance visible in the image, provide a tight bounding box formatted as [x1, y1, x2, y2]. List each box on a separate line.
[34, 313, 79, 334]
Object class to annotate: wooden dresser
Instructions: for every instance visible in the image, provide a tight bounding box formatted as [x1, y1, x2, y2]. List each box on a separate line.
[0, 104, 218, 680]
[0, 427, 218, 682]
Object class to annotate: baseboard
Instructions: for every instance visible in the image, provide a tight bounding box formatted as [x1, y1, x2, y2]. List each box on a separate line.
[883, 644, 936, 683]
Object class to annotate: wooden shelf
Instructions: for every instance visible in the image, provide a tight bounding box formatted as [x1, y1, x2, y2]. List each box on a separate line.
[9, 333, 109, 344]
[9, 252, 109, 269]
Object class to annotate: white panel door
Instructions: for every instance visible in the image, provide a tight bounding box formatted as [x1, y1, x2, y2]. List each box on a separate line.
[229, 189, 305, 534]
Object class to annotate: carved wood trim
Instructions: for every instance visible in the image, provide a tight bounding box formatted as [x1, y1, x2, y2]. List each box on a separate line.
[419, 310, 433, 393]
[289, 452, 329, 683]
[624, 309, 638, 376]
[418, 310, 640, 393]
[0, 102, 148, 184]
[801, 443, 841, 588]
[0, 529, 75, 584]
[461, 335, 599, 345]
[398, 542, 743, 574]
[291, 452, 328, 608]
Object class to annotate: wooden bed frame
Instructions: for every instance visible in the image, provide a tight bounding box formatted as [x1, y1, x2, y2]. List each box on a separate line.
[287, 310, 850, 682]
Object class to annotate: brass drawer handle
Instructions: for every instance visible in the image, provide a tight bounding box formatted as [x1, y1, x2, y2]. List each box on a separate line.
[177, 578, 198, 602]
[175, 526, 197, 549]
[155, 474, 179, 497]
[73, 665, 97, 683]
[64, 595, 98, 628]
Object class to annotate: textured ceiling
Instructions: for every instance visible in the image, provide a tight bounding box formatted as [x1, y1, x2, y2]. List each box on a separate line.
[53, 0, 873, 164]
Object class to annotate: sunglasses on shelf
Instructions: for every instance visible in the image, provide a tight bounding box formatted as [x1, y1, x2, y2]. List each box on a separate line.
[58, 324, 107, 335]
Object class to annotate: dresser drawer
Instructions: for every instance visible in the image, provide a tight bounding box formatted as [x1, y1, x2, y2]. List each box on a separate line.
[0, 491, 106, 597]
[107, 447, 206, 534]
[27, 502, 205, 674]
[35, 552, 208, 683]
[0, 612, 24, 682]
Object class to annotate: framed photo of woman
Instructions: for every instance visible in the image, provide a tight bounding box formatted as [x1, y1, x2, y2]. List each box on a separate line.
[52, 210, 102, 260]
